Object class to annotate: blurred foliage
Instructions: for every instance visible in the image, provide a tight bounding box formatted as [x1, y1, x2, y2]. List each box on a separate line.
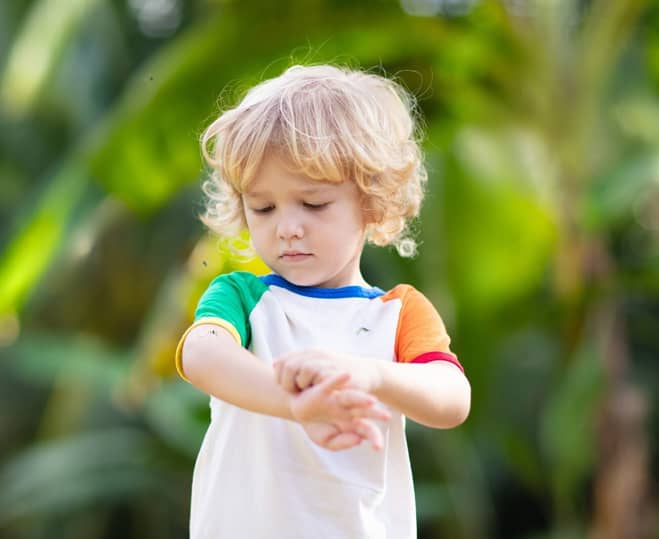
[0, 0, 658, 538]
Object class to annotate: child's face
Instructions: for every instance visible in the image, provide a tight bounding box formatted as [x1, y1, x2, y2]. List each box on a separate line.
[243, 153, 367, 288]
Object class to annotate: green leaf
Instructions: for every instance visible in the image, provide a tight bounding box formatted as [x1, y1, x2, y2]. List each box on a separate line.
[584, 152, 659, 230]
[5, 331, 129, 390]
[0, 164, 87, 317]
[143, 381, 208, 457]
[82, 13, 475, 214]
[0, 0, 102, 115]
[443, 127, 557, 309]
[539, 346, 605, 517]
[0, 428, 168, 524]
[614, 94, 659, 145]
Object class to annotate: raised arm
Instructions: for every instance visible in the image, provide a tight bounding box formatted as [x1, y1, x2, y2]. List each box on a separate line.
[180, 324, 293, 419]
[275, 351, 471, 429]
[179, 324, 391, 449]
[375, 359, 470, 428]
[345, 285, 472, 428]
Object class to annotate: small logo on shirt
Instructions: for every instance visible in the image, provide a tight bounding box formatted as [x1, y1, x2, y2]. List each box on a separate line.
[356, 326, 371, 335]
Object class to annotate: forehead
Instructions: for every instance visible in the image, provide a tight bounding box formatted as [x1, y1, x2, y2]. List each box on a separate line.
[245, 153, 344, 197]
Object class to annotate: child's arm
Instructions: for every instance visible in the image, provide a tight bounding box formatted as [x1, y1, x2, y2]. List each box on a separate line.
[274, 350, 471, 429]
[180, 325, 390, 448]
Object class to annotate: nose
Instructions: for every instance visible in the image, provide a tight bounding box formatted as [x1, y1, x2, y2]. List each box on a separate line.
[276, 208, 304, 240]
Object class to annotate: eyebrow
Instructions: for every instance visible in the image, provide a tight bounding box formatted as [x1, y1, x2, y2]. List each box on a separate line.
[244, 185, 335, 198]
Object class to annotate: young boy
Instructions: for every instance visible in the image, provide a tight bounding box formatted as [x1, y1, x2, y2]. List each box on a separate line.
[175, 64, 471, 538]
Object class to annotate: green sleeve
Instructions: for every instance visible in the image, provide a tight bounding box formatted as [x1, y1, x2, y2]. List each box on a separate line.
[194, 271, 269, 348]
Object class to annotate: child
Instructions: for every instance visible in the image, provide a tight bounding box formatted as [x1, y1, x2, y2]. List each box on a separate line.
[175, 64, 471, 539]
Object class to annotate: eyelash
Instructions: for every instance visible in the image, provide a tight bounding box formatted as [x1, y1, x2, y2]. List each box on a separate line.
[251, 202, 329, 214]
[303, 202, 329, 210]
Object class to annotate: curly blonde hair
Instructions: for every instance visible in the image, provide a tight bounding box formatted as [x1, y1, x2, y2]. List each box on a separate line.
[200, 64, 427, 257]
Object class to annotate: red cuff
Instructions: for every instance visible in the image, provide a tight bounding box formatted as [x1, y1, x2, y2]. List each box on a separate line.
[410, 351, 464, 373]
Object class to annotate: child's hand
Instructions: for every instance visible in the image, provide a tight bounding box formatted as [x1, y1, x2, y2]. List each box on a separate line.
[302, 418, 386, 451]
[289, 372, 390, 424]
[289, 372, 390, 450]
[274, 349, 382, 394]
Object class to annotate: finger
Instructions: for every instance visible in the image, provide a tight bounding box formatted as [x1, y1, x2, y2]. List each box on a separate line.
[274, 355, 304, 388]
[324, 432, 363, 451]
[295, 365, 317, 390]
[280, 363, 301, 393]
[354, 405, 391, 422]
[336, 391, 392, 421]
[273, 359, 285, 386]
[311, 370, 327, 388]
[317, 372, 351, 395]
[272, 361, 282, 383]
[336, 389, 376, 408]
[352, 418, 384, 451]
[361, 400, 392, 422]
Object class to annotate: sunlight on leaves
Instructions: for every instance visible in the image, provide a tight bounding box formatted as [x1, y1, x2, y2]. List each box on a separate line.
[446, 126, 558, 309]
[0, 0, 101, 115]
[0, 164, 86, 318]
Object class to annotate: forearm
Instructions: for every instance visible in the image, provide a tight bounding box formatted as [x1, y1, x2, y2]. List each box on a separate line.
[275, 349, 471, 428]
[180, 325, 293, 420]
[374, 361, 471, 429]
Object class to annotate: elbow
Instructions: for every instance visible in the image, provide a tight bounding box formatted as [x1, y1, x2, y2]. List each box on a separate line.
[427, 377, 472, 429]
[423, 401, 470, 430]
[439, 394, 471, 429]
[180, 335, 208, 386]
[178, 326, 238, 388]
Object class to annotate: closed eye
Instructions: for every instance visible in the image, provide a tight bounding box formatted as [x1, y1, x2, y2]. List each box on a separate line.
[251, 206, 274, 214]
[303, 202, 330, 210]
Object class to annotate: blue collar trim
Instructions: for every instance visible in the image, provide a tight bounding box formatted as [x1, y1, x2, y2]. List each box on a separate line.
[260, 274, 384, 299]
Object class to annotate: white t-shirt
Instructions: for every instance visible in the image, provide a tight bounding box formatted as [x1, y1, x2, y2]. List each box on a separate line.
[176, 272, 461, 539]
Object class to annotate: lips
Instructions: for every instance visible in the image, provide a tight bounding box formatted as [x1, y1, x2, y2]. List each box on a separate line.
[280, 251, 312, 261]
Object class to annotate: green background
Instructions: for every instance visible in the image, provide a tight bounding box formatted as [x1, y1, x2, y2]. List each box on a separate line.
[0, 0, 658, 537]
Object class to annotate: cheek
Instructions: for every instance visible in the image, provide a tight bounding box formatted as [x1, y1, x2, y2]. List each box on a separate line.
[321, 214, 364, 247]
[244, 217, 268, 248]
[344, 207, 367, 237]
[247, 223, 267, 244]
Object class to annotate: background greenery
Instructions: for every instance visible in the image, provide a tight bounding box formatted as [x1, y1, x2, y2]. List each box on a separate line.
[0, 0, 657, 537]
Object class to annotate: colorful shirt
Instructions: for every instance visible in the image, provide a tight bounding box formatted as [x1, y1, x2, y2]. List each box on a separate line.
[175, 272, 462, 539]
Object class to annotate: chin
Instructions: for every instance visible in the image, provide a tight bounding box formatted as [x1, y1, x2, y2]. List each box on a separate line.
[278, 270, 326, 287]
[287, 275, 322, 287]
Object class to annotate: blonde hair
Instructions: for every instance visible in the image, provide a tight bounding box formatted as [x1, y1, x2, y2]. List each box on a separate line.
[200, 64, 427, 257]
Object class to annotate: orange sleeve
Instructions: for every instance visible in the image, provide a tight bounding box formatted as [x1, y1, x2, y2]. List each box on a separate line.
[382, 285, 463, 372]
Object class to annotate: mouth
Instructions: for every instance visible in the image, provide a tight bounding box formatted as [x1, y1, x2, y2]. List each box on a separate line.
[279, 251, 312, 261]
